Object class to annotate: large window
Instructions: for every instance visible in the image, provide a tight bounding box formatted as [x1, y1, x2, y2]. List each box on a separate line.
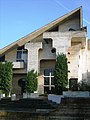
[17, 46, 27, 62]
[44, 69, 55, 94]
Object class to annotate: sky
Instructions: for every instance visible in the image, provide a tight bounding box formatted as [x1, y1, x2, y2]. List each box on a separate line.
[0, 0, 90, 49]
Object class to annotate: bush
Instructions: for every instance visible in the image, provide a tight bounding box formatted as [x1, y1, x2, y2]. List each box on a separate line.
[0, 62, 13, 95]
[78, 81, 90, 91]
[26, 70, 38, 93]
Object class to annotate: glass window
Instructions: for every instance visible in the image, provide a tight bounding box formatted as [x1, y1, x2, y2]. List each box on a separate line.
[44, 69, 54, 76]
[17, 51, 22, 60]
[44, 69, 50, 76]
[44, 77, 49, 85]
[16, 46, 27, 62]
[44, 87, 49, 94]
[51, 77, 54, 85]
[23, 51, 27, 54]
[44, 69, 54, 93]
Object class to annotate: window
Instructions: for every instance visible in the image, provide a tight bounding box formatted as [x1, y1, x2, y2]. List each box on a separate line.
[68, 52, 70, 55]
[16, 46, 27, 62]
[0, 55, 5, 62]
[44, 69, 55, 94]
[68, 70, 70, 73]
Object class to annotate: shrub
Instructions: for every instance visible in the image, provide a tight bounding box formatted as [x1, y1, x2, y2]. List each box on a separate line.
[78, 81, 90, 91]
[0, 62, 13, 95]
[26, 70, 38, 93]
[54, 53, 68, 95]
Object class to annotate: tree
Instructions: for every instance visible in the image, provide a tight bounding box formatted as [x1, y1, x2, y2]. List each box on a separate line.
[26, 70, 38, 93]
[54, 53, 68, 95]
[0, 62, 13, 95]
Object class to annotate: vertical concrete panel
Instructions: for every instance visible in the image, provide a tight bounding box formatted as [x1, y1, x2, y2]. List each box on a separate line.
[25, 42, 42, 72]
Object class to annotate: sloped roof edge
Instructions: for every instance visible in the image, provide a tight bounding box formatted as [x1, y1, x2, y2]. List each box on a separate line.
[0, 6, 82, 55]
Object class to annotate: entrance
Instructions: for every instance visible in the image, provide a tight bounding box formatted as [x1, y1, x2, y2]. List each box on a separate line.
[69, 78, 78, 91]
[18, 78, 26, 94]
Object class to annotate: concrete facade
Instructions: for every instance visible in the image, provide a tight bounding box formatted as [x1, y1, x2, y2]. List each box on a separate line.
[0, 7, 90, 95]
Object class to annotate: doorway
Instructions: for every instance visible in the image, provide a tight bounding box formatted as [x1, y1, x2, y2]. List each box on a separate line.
[18, 78, 26, 95]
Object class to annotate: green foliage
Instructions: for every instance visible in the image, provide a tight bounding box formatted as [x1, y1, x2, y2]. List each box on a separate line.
[0, 62, 13, 95]
[26, 69, 38, 93]
[54, 53, 68, 94]
[78, 81, 90, 91]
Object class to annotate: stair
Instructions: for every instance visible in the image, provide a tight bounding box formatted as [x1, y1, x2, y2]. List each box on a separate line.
[0, 97, 90, 119]
[49, 97, 90, 120]
[0, 97, 57, 114]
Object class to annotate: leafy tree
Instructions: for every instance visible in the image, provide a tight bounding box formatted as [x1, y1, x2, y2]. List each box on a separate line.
[26, 70, 38, 93]
[0, 62, 13, 95]
[54, 53, 68, 95]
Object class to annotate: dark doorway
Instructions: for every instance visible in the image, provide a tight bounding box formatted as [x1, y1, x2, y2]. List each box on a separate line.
[69, 78, 78, 91]
[18, 78, 26, 94]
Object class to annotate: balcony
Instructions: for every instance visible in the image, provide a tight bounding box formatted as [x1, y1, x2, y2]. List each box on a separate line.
[13, 61, 24, 69]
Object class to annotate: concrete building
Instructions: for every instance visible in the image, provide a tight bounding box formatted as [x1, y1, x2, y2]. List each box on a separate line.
[0, 7, 90, 95]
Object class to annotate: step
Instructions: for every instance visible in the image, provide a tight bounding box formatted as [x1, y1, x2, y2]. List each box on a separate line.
[49, 116, 90, 120]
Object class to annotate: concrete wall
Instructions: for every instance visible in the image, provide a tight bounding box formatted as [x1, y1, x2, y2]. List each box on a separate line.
[88, 40, 90, 50]
[59, 18, 80, 32]
[68, 43, 81, 80]
[43, 32, 88, 83]
[5, 48, 17, 62]
[78, 49, 87, 82]
[87, 41, 90, 81]
[43, 32, 71, 55]
[40, 60, 56, 75]
[87, 50, 90, 83]
[39, 39, 56, 60]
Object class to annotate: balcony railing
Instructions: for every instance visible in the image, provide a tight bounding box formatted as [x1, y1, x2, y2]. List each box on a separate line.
[13, 61, 24, 69]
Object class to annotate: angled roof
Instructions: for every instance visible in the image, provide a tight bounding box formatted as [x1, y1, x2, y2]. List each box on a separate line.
[0, 6, 82, 55]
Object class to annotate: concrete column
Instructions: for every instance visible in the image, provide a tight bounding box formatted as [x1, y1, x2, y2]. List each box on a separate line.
[25, 42, 42, 72]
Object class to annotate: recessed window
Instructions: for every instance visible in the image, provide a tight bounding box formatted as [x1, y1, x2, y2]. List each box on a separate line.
[0, 55, 5, 62]
[17, 46, 27, 62]
[68, 52, 70, 55]
[51, 48, 56, 53]
[68, 61, 70, 64]
[68, 70, 70, 73]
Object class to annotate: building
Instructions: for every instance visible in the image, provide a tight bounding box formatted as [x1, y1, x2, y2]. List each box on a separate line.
[0, 6, 90, 95]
